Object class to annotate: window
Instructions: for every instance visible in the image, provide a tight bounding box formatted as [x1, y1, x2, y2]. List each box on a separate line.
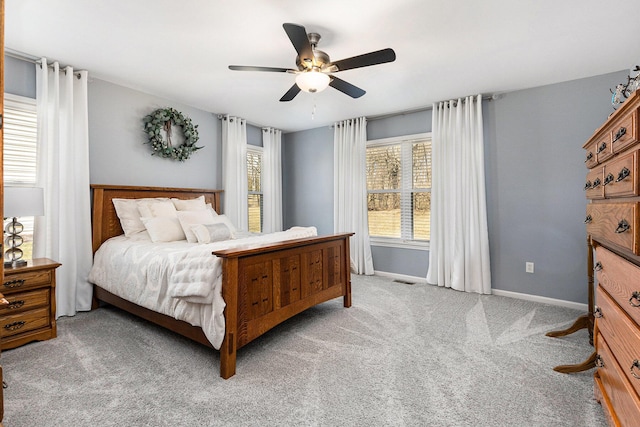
[247, 146, 263, 233]
[366, 133, 431, 248]
[3, 93, 39, 260]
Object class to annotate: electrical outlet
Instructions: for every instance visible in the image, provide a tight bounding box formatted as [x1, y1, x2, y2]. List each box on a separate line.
[526, 262, 534, 273]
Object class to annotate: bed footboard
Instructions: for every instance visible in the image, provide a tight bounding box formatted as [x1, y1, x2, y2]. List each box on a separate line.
[213, 233, 353, 379]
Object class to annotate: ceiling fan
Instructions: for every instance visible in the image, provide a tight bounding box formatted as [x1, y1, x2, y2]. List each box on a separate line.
[229, 23, 396, 102]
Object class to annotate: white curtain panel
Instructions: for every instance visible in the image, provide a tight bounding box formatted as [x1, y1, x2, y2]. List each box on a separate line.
[333, 117, 374, 275]
[221, 115, 248, 231]
[33, 59, 94, 317]
[426, 95, 492, 294]
[262, 127, 283, 233]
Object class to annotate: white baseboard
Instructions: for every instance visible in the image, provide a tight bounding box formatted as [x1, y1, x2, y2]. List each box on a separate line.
[371, 271, 588, 311]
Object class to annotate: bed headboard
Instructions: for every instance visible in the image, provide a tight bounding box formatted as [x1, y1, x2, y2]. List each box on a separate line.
[91, 184, 223, 253]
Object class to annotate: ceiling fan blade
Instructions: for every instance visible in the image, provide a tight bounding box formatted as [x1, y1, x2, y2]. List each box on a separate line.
[329, 76, 366, 98]
[329, 48, 396, 72]
[283, 23, 314, 65]
[280, 84, 301, 102]
[229, 65, 293, 73]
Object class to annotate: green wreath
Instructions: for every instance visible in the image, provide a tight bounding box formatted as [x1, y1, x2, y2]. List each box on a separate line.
[143, 107, 202, 161]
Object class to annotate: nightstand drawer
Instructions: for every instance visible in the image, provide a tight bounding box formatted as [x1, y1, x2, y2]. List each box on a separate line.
[0, 289, 49, 315]
[0, 307, 49, 339]
[2, 269, 52, 293]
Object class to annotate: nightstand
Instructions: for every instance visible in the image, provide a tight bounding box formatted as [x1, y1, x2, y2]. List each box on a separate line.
[0, 258, 60, 350]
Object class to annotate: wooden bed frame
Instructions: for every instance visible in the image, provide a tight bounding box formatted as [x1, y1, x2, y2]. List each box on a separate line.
[90, 184, 353, 379]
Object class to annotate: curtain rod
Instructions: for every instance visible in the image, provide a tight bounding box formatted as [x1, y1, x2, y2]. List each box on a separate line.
[367, 94, 498, 122]
[5, 47, 84, 78]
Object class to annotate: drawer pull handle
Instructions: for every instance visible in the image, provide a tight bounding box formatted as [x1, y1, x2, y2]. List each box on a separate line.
[3, 279, 25, 289]
[3, 321, 26, 331]
[630, 291, 640, 308]
[596, 142, 607, 154]
[632, 360, 640, 379]
[584, 215, 592, 224]
[616, 167, 631, 182]
[592, 177, 601, 188]
[615, 219, 630, 234]
[603, 173, 615, 186]
[594, 306, 603, 318]
[7, 300, 25, 310]
[584, 181, 592, 191]
[595, 354, 604, 368]
[613, 127, 627, 142]
[594, 262, 603, 272]
[585, 152, 594, 163]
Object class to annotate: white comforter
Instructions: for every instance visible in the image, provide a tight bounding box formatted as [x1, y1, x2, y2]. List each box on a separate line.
[88, 226, 318, 349]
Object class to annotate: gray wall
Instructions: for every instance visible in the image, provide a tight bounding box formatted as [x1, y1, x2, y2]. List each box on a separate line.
[282, 127, 334, 235]
[284, 70, 628, 304]
[88, 79, 222, 189]
[4, 55, 36, 98]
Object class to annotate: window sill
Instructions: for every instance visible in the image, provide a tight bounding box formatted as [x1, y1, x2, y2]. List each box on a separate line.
[370, 238, 430, 251]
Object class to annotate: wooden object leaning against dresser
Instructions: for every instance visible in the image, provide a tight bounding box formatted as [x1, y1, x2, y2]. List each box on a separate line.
[0, 258, 60, 350]
[583, 89, 640, 426]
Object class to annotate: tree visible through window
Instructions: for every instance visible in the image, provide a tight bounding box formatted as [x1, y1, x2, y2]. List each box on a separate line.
[366, 135, 431, 243]
[3, 93, 39, 260]
[247, 147, 262, 233]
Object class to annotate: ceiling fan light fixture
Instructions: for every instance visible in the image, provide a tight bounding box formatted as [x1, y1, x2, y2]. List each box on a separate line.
[295, 70, 330, 93]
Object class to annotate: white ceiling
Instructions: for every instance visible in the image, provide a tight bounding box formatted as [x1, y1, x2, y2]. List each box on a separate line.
[6, 0, 640, 132]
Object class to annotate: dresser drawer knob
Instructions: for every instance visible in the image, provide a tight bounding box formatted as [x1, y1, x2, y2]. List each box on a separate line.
[595, 354, 605, 368]
[3, 321, 26, 331]
[584, 181, 592, 191]
[615, 219, 630, 234]
[594, 262, 603, 272]
[630, 291, 640, 308]
[584, 215, 592, 224]
[3, 279, 25, 289]
[613, 126, 627, 142]
[594, 306, 603, 318]
[584, 152, 594, 163]
[603, 173, 615, 186]
[592, 177, 601, 188]
[632, 360, 640, 379]
[616, 167, 631, 182]
[596, 142, 607, 154]
[7, 300, 25, 310]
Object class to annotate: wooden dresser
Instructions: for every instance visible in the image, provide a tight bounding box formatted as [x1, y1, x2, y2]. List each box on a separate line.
[0, 258, 60, 350]
[583, 89, 640, 426]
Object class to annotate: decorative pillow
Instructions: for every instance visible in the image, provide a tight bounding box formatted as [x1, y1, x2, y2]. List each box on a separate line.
[172, 196, 207, 211]
[112, 198, 167, 237]
[176, 209, 217, 243]
[191, 223, 232, 244]
[210, 214, 239, 237]
[140, 217, 186, 242]
[137, 200, 177, 218]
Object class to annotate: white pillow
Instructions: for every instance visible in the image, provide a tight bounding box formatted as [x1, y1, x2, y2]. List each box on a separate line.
[137, 200, 177, 218]
[176, 209, 217, 243]
[172, 196, 207, 211]
[191, 223, 232, 244]
[140, 217, 186, 242]
[112, 198, 167, 236]
[206, 203, 219, 216]
[210, 214, 239, 237]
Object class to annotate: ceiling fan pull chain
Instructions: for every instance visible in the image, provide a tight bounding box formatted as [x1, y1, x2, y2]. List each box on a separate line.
[312, 100, 317, 120]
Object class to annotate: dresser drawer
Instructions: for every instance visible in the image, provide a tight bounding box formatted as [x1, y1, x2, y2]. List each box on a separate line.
[594, 331, 640, 427]
[585, 140, 599, 168]
[586, 202, 639, 255]
[0, 289, 49, 315]
[0, 307, 50, 339]
[2, 269, 53, 294]
[595, 246, 640, 326]
[585, 167, 604, 199]
[611, 110, 639, 155]
[595, 286, 640, 399]
[603, 149, 639, 198]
